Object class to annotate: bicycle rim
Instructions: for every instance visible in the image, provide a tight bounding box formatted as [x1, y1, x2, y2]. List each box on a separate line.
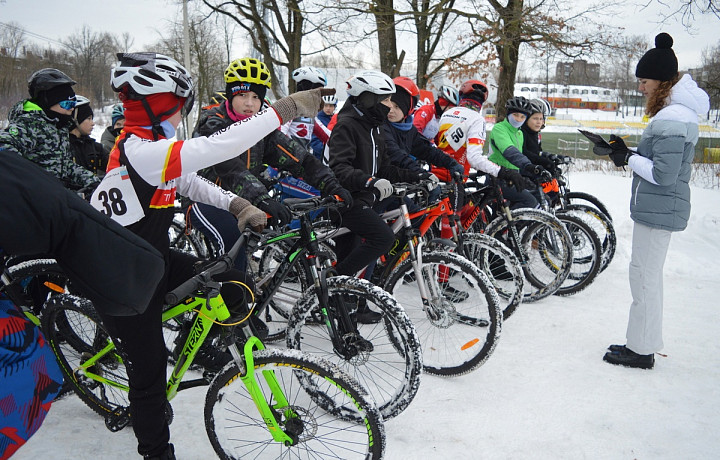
[287, 276, 422, 420]
[554, 213, 602, 296]
[460, 233, 524, 320]
[384, 251, 502, 376]
[204, 349, 385, 459]
[563, 204, 616, 273]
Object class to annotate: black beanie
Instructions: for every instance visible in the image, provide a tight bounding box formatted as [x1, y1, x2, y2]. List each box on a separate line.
[35, 84, 75, 110]
[391, 91, 411, 118]
[74, 103, 94, 124]
[225, 81, 267, 104]
[635, 33, 678, 82]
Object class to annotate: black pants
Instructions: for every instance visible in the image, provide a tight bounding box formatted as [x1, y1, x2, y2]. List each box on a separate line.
[98, 250, 252, 458]
[499, 180, 538, 209]
[333, 204, 395, 277]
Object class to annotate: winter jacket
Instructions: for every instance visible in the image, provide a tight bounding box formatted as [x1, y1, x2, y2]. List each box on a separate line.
[92, 109, 282, 254]
[310, 110, 332, 160]
[413, 103, 440, 141]
[69, 133, 109, 176]
[281, 115, 331, 153]
[628, 74, 710, 232]
[327, 102, 419, 207]
[0, 100, 98, 190]
[382, 118, 461, 177]
[0, 150, 164, 316]
[101, 126, 121, 154]
[435, 105, 500, 180]
[487, 118, 533, 171]
[194, 101, 340, 205]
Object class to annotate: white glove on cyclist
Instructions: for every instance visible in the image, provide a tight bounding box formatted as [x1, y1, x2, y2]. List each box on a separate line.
[426, 173, 440, 192]
[366, 177, 393, 201]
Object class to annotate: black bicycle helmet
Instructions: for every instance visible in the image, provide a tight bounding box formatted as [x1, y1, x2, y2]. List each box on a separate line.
[505, 96, 532, 116]
[27, 68, 76, 99]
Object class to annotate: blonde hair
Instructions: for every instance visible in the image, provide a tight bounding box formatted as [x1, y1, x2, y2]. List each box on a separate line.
[645, 73, 681, 117]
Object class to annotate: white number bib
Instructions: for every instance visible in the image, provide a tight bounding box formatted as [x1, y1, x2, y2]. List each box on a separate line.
[445, 120, 469, 151]
[90, 166, 144, 226]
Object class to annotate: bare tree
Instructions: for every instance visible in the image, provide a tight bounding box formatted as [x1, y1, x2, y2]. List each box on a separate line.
[62, 26, 117, 104]
[655, 0, 720, 27]
[699, 40, 720, 120]
[0, 21, 28, 113]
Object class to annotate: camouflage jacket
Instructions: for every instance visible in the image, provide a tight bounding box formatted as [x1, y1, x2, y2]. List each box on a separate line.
[0, 100, 98, 190]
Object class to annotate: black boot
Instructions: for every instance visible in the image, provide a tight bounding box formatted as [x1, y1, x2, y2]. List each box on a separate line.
[603, 346, 654, 369]
[144, 443, 176, 460]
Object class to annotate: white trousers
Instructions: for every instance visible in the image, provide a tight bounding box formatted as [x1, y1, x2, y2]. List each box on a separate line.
[626, 221, 673, 355]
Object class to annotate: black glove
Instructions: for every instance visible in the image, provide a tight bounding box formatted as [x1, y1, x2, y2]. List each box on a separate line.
[449, 162, 465, 178]
[608, 134, 634, 167]
[257, 197, 292, 226]
[324, 183, 354, 208]
[524, 164, 553, 182]
[497, 166, 526, 192]
[536, 154, 556, 173]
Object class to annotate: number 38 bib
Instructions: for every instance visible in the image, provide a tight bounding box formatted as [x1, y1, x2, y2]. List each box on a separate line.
[90, 166, 145, 226]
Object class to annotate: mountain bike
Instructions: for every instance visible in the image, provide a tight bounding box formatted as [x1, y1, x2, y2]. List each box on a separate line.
[312, 183, 503, 377]
[544, 155, 616, 273]
[41, 229, 386, 459]
[463, 173, 574, 302]
[248, 195, 422, 420]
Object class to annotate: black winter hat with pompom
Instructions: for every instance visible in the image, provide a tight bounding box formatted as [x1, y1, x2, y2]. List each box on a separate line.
[635, 33, 678, 81]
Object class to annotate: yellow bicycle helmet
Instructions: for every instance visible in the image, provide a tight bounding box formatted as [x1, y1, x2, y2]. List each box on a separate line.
[224, 58, 272, 88]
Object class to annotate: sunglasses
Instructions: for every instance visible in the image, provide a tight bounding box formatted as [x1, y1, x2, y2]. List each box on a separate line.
[58, 99, 77, 110]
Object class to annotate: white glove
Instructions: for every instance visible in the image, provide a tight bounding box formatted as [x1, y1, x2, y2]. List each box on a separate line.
[426, 173, 440, 191]
[367, 177, 393, 201]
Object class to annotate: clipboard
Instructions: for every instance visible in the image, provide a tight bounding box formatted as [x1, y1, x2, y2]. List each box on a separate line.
[578, 129, 611, 149]
[578, 129, 613, 156]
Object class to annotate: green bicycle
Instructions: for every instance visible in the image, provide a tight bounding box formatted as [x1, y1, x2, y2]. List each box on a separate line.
[41, 231, 386, 459]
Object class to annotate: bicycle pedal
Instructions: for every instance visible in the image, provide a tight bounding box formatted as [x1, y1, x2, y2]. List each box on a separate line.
[105, 406, 131, 432]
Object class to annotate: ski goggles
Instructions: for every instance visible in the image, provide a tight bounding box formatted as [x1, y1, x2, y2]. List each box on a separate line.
[58, 99, 77, 110]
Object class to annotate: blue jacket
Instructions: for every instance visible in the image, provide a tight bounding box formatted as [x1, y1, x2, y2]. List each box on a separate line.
[629, 74, 709, 231]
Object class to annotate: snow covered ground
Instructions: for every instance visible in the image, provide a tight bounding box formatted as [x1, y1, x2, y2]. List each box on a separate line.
[13, 170, 720, 459]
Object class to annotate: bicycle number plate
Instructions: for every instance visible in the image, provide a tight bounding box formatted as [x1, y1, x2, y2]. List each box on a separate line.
[445, 120, 469, 151]
[90, 166, 144, 226]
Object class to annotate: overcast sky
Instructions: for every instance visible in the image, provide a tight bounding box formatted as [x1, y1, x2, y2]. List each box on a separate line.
[1, 0, 718, 71]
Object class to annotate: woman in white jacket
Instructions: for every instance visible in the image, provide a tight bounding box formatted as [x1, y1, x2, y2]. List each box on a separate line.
[603, 34, 710, 369]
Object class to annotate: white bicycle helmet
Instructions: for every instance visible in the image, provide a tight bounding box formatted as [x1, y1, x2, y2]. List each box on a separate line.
[74, 95, 91, 107]
[345, 71, 395, 97]
[322, 94, 338, 105]
[291, 66, 327, 86]
[110, 52, 194, 99]
[529, 98, 552, 116]
[439, 85, 459, 105]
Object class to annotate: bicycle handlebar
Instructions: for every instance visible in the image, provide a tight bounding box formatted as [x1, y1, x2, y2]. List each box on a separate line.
[283, 194, 347, 214]
[164, 230, 255, 305]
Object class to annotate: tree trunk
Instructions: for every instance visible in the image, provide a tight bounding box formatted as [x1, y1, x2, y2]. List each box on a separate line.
[495, 41, 520, 121]
[372, 0, 398, 75]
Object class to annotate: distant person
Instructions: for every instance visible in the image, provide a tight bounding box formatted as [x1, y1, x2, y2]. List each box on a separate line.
[0, 68, 99, 190]
[310, 94, 337, 160]
[281, 66, 331, 152]
[602, 33, 710, 369]
[413, 84, 459, 142]
[69, 95, 108, 176]
[101, 103, 125, 154]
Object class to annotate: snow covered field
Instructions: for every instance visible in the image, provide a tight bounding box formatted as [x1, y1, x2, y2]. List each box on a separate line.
[13, 170, 720, 460]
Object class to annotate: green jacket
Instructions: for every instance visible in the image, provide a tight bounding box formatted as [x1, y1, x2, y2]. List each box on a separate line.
[487, 119, 532, 171]
[0, 100, 98, 190]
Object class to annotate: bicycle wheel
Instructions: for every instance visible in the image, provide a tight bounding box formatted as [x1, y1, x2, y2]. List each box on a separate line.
[563, 204, 616, 273]
[204, 348, 385, 459]
[41, 294, 130, 419]
[460, 232, 524, 320]
[565, 191, 613, 221]
[286, 276, 422, 420]
[485, 209, 574, 302]
[554, 212, 602, 296]
[169, 217, 211, 258]
[383, 251, 501, 376]
[4, 257, 71, 318]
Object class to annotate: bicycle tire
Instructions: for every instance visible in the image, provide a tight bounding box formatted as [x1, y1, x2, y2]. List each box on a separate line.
[41, 294, 130, 419]
[383, 251, 501, 376]
[286, 276, 422, 420]
[169, 218, 211, 258]
[565, 191, 613, 221]
[4, 257, 71, 317]
[204, 348, 386, 459]
[553, 212, 602, 296]
[459, 232, 524, 320]
[563, 204, 616, 273]
[485, 208, 574, 302]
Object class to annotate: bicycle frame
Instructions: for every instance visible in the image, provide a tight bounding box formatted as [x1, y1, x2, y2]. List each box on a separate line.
[70, 234, 302, 446]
